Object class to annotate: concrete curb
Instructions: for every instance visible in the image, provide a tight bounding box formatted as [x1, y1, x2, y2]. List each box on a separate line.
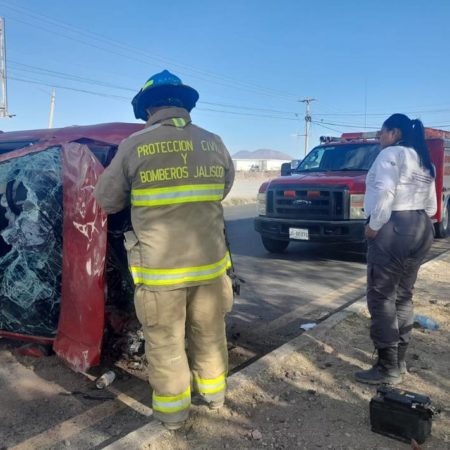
[228, 299, 368, 388]
[420, 246, 450, 268]
[103, 249, 450, 449]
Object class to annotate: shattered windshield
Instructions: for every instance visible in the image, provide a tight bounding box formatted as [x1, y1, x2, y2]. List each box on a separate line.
[296, 144, 380, 172]
[0, 147, 63, 337]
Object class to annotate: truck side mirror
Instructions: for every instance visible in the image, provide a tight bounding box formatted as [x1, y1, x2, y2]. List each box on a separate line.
[281, 162, 292, 176]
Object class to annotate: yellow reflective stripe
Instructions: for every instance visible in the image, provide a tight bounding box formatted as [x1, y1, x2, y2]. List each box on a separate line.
[153, 387, 191, 413]
[172, 117, 186, 127]
[132, 183, 224, 195]
[194, 372, 227, 395]
[131, 183, 225, 207]
[142, 79, 154, 90]
[152, 403, 190, 413]
[132, 195, 222, 207]
[131, 253, 231, 286]
[132, 267, 227, 286]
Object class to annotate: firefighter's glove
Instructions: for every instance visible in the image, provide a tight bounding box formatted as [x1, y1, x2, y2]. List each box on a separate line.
[228, 271, 245, 296]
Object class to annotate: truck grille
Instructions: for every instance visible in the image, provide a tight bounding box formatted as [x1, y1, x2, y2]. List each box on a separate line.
[267, 185, 348, 220]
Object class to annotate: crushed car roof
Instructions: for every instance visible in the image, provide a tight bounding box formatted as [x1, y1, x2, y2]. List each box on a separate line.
[0, 122, 144, 154]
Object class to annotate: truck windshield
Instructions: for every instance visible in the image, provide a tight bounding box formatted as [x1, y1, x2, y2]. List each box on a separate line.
[296, 143, 380, 172]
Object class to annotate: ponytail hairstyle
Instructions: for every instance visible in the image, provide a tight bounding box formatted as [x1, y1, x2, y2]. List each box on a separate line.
[383, 113, 435, 178]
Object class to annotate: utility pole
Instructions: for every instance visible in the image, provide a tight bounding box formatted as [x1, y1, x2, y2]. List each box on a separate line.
[0, 17, 13, 119]
[48, 88, 56, 128]
[299, 98, 316, 156]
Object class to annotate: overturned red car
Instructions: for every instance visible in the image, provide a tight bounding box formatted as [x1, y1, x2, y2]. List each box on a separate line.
[0, 123, 145, 371]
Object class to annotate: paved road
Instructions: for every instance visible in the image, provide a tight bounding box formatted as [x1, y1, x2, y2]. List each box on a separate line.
[224, 204, 450, 364]
[2, 203, 448, 450]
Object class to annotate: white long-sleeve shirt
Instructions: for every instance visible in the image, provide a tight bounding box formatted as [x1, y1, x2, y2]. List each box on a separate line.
[364, 145, 437, 231]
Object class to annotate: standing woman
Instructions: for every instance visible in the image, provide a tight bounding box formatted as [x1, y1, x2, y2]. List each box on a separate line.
[355, 113, 437, 385]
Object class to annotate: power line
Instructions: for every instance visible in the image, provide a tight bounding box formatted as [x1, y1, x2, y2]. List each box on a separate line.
[315, 112, 388, 117]
[9, 72, 450, 128]
[7, 3, 450, 126]
[313, 119, 450, 131]
[312, 121, 343, 134]
[10, 75, 450, 130]
[315, 120, 379, 129]
[9, 76, 129, 100]
[9, 76, 299, 121]
[200, 100, 297, 115]
[9, 60, 135, 92]
[5, 2, 450, 127]
[196, 107, 298, 121]
[1, 2, 298, 101]
[8, 59, 299, 116]
[315, 107, 450, 117]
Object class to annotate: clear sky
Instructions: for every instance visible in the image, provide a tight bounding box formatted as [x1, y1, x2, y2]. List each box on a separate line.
[1, 0, 450, 157]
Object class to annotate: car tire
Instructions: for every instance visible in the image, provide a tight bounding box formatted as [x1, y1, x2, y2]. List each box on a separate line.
[261, 236, 289, 253]
[434, 202, 449, 239]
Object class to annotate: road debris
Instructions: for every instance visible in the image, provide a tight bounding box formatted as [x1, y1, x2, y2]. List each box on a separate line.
[413, 314, 439, 331]
[95, 370, 116, 389]
[300, 322, 317, 331]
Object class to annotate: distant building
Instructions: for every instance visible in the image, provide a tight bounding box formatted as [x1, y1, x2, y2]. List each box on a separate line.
[232, 159, 290, 172]
[232, 149, 293, 172]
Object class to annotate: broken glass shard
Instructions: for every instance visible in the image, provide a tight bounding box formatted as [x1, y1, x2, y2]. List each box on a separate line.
[0, 147, 63, 337]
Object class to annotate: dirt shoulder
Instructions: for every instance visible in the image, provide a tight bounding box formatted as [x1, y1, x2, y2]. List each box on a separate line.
[222, 171, 276, 206]
[150, 253, 450, 450]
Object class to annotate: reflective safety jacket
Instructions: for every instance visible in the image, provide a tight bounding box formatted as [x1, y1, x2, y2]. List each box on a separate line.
[94, 107, 235, 291]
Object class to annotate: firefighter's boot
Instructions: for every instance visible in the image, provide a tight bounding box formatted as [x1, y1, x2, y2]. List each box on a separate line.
[208, 399, 225, 410]
[398, 342, 408, 375]
[354, 347, 402, 385]
[163, 421, 185, 431]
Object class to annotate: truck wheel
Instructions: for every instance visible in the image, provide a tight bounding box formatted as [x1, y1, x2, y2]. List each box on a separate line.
[261, 236, 289, 253]
[434, 203, 449, 238]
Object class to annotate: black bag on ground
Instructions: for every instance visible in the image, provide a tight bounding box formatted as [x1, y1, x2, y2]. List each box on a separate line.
[370, 386, 437, 444]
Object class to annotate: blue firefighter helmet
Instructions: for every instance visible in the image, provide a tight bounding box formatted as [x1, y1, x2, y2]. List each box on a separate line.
[132, 70, 199, 121]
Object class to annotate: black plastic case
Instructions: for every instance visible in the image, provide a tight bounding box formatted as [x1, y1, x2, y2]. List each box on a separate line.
[370, 386, 436, 444]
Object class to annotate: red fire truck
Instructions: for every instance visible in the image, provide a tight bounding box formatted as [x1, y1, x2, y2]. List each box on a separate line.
[255, 129, 450, 253]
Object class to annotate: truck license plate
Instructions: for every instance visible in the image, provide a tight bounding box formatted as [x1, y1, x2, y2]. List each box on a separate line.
[289, 228, 309, 240]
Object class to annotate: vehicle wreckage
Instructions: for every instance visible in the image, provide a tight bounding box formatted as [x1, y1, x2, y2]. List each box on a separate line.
[0, 122, 149, 372]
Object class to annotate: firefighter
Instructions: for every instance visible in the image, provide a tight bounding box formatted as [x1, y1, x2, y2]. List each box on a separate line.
[355, 113, 436, 385]
[94, 70, 235, 430]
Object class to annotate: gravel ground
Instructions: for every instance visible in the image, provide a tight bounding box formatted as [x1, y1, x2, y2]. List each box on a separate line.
[147, 254, 450, 450]
[1, 170, 448, 450]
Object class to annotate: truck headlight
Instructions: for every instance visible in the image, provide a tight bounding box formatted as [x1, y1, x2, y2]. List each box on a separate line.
[257, 192, 267, 216]
[350, 194, 366, 220]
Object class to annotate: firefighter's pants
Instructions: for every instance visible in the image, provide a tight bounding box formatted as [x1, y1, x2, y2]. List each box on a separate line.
[366, 210, 433, 349]
[134, 275, 233, 424]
